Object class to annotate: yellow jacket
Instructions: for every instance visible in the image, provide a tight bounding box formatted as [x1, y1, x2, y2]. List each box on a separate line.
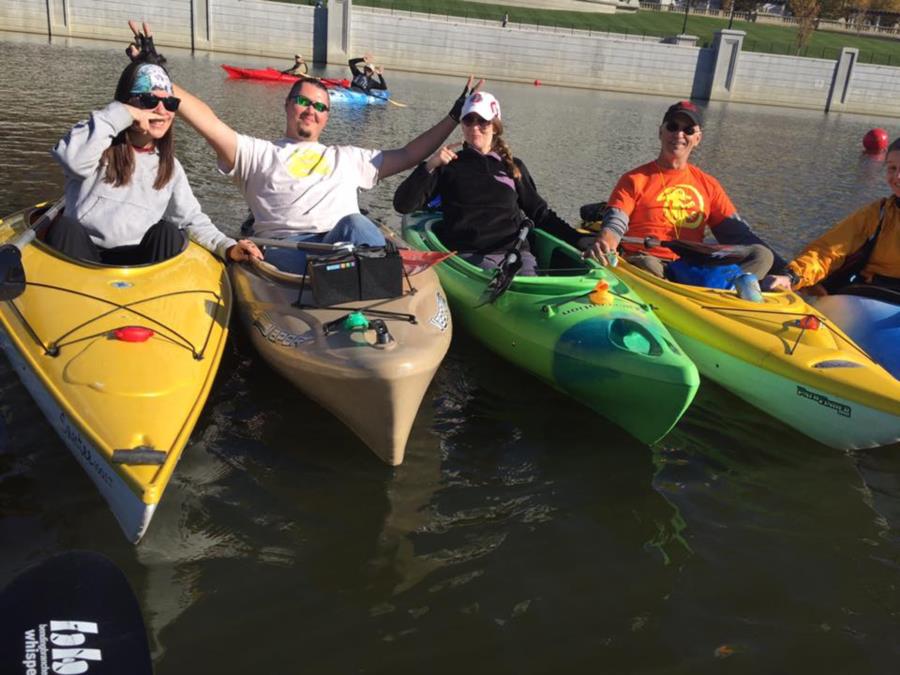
[788, 197, 900, 289]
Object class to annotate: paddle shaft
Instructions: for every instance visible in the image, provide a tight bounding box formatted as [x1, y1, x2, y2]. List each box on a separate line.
[249, 237, 356, 254]
[12, 199, 64, 249]
[619, 235, 744, 260]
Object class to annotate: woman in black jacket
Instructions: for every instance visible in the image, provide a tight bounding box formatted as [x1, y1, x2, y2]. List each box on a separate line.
[393, 91, 581, 275]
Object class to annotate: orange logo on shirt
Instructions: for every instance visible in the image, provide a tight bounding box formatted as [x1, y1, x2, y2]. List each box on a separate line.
[657, 184, 706, 230]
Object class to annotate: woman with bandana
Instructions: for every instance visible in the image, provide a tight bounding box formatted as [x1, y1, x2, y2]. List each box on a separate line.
[48, 59, 261, 265]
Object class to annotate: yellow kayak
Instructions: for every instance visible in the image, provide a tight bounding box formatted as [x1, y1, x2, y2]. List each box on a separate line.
[613, 259, 900, 449]
[0, 202, 231, 542]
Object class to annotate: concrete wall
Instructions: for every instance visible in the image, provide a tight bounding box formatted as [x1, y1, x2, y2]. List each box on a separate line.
[351, 8, 700, 96]
[1, 0, 49, 35]
[2, 0, 899, 118]
[732, 52, 834, 109]
[0, 0, 316, 57]
[844, 62, 900, 117]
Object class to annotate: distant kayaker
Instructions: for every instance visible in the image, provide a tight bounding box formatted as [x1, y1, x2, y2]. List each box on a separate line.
[393, 91, 584, 275]
[48, 56, 261, 265]
[281, 54, 308, 76]
[765, 136, 900, 294]
[587, 100, 784, 279]
[124, 22, 482, 274]
[348, 54, 387, 94]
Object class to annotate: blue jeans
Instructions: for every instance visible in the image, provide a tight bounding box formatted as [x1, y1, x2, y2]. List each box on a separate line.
[262, 213, 386, 274]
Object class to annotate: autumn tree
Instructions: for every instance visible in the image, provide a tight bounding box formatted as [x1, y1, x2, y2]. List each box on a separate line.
[789, 0, 821, 50]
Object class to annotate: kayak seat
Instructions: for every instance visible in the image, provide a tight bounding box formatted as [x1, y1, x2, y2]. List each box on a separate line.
[44, 216, 188, 267]
[535, 237, 591, 277]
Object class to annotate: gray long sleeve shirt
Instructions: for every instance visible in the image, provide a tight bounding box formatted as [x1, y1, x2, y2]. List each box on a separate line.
[52, 102, 236, 259]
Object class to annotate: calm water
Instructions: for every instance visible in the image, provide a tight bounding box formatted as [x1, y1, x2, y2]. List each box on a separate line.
[1, 33, 898, 674]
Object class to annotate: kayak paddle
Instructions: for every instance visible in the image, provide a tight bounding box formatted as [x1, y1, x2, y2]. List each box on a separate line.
[0, 245, 25, 300]
[0, 551, 152, 675]
[481, 219, 534, 305]
[0, 199, 64, 301]
[248, 237, 357, 255]
[619, 235, 747, 264]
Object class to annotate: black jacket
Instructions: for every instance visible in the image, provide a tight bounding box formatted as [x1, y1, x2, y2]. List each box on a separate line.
[348, 58, 386, 92]
[393, 147, 580, 253]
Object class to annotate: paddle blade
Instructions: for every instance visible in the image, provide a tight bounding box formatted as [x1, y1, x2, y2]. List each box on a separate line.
[398, 249, 453, 275]
[484, 252, 523, 304]
[0, 244, 25, 300]
[0, 551, 152, 675]
[579, 202, 608, 225]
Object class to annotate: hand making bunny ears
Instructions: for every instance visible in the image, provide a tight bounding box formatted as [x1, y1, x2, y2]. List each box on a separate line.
[126, 20, 167, 65]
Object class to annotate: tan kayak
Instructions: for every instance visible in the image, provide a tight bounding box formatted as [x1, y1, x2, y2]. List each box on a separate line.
[229, 244, 452, 465]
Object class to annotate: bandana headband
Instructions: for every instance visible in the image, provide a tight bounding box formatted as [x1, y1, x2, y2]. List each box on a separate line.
[130, 64, 173, 95]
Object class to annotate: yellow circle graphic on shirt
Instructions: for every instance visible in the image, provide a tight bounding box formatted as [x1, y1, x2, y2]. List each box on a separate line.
[286, 148, 332, 178]
[656, 184, 706, 230]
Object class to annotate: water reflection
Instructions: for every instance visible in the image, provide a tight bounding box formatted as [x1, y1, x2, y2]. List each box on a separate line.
[1, 32, 899, 675]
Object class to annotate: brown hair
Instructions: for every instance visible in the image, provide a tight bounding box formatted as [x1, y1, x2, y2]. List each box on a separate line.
[287, 77, 330, 103]
[490, 119, 521, 181]
[101, 60, 175, 190]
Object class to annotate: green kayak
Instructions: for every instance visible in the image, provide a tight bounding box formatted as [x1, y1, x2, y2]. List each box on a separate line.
[402, 212, 699, 444]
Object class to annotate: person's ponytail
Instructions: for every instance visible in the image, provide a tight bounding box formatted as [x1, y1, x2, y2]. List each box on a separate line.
[490, 119, 521, 181]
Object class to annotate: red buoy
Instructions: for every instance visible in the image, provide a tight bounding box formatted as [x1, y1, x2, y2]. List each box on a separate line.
[533, 79, 541, 86]
[862, 128, 888, 154]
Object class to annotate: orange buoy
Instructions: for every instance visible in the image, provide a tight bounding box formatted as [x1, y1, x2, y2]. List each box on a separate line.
[863, 128, 888, 154]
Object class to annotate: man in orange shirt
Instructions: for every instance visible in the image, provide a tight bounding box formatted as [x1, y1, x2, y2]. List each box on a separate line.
[587, 101, 783, 278]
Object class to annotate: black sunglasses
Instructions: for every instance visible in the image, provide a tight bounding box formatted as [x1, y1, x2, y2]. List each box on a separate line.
[295, 95, 329, 113]
[462, 114, 491, 128]
[133, 93, 180, 112]
[664, 121, 698, 136]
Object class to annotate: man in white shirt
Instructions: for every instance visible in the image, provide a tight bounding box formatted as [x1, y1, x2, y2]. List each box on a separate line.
[173, 74, 480, 272]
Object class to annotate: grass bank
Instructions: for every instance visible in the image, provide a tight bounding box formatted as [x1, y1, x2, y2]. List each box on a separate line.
[353, 0, 900, 65]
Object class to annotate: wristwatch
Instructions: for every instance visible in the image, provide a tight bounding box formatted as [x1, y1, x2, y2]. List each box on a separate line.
[786, 269, 800, 287]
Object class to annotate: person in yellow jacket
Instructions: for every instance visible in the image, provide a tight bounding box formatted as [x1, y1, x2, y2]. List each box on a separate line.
[766, 137, 900, 294]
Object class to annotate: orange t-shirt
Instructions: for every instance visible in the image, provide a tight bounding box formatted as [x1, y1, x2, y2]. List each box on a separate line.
[607, 161, 737, 260]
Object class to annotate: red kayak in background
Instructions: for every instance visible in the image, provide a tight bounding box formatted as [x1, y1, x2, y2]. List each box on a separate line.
[221, 64, 348, 88]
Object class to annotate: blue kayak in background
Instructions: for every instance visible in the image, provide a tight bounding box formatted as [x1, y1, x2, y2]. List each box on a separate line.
[330, 87, 390, 106]
[813, 285, 900, 379]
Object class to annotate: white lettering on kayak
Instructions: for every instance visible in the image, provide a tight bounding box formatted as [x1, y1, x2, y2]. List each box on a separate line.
[429, 292, 449, 332]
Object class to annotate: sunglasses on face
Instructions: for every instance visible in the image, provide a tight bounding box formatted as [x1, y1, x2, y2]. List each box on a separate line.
[133, 93, 180, 112]
[664, 121, 698, 136]
[462, 114, 491, 128]
[294, 95, 329, 113]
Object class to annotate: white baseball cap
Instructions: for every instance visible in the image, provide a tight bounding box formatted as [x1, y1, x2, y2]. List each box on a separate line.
[461, 92, 501, 121]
